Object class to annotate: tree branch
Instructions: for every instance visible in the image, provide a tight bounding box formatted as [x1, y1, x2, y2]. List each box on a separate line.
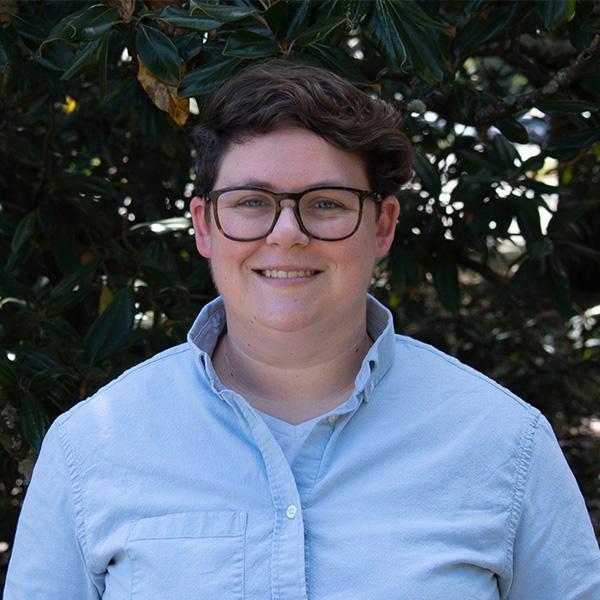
[474, 35, 600, 126]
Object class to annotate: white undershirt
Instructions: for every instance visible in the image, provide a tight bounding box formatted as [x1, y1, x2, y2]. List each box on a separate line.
[255, 394, 358, 466]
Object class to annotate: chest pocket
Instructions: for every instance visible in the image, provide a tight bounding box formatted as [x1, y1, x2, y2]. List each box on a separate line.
[126, 510, 246, 600]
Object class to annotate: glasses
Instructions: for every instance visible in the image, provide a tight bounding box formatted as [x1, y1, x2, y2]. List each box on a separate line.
[206, 186, 382, 241]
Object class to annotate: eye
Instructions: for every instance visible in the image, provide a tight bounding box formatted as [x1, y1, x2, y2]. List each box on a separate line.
[315, 199, 338, 209]
[237, 197, 266, 208]
[311, 198, 345, 210]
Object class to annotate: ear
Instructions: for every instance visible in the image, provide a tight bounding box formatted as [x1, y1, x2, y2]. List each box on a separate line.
[190, 196, 212, 258]
[375, 195, 400, 257]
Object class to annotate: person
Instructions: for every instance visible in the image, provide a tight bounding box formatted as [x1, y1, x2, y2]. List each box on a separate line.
[4, 60, 600, 600]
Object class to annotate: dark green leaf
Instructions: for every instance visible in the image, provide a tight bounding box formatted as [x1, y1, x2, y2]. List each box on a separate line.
[21, 394, 49, 453]
[286, 0, 311, 39]
[61, 37, 104, 80]
[368, 0, 447, 82]
[0, 268, 34, 301]
[48, 260, 99, 306]
[223, 31, 279, 58]
[303, 44, 371, 85]
[0, 360, 17, 388]
[453, 4, 518, 60]
[414, 152, 441, 198]
[292, 16, 348, 46]
[547, 255, 574, 317]
[136, 23, 181, 86]
[368, 3, 408, 69]
[173, 31, 206, 62]
[463, 0, 492, 14]
[153, 7, 220, 32]
[35, 41, 74, 72]
[11, 210, 37, 254]
[19, 350, 62, 372]
[83, 287, 135, 363]
[0, 26, 15, 72]
[511, 195, 542, 242]
[547, 200, 599, 234]
[569, 1, 595, 51]
[520, 153, 546, 172]
[432, 252, 460, 312]
[546, 127, 600, 154]
[541, 0, 570, 31]
[10, 14, 49, 44]
[178, 56, 242, 97]
[99, 31, 109, 100]
[261, 0, 289, 40]
[56, 171, 117, 198]
[510, 257, 537, 292]
[489, 134, 518, 167]
[190, 1, 257, 23]
[529, 238, 554, 260]
[46, 4, 119, 43]
[495, 117, 529, 144]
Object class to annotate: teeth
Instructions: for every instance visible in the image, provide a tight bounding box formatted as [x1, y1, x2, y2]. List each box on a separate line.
[262, 269, 316, 279]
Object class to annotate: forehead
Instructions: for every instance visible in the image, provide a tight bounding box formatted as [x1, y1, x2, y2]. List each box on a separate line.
[213, 127, 369, 191]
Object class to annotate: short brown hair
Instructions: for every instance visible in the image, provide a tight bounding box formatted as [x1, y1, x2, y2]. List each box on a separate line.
[191, 59, 413, 197]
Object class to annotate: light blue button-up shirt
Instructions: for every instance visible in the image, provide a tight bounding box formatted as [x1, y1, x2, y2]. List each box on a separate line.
[5, 295, 600, 599]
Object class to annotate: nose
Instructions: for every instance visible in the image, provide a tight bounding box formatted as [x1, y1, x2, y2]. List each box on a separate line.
[265, 199, 310, 246]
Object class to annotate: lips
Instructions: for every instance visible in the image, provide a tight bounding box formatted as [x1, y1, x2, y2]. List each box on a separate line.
[259, 269, 319, 279]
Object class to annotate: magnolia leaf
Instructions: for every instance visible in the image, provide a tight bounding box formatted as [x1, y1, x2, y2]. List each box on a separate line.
[189, 1, 257, 23]
[223, 31, 279, 58]
[61, 37, 104, 80]
[136, 23, 181, 86]
[21, 394, 49, 453]
[153, 6, 220, 31]
[292, 16, 348, 46]
[137, 57, 189, 126]
[178, 56, 241, 97]
[83, 287, 134, 364]
[106, 0, 135, 23]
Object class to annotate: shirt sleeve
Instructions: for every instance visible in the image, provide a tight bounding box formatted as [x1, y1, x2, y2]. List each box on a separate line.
[506, 414, 600, 599]
[4, 420, 102, 599]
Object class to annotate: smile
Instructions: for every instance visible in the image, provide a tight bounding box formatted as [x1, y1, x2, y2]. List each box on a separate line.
[260, 269, 318, 279]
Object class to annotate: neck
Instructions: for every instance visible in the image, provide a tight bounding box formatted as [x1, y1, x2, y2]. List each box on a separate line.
[213, 303, 372, 424]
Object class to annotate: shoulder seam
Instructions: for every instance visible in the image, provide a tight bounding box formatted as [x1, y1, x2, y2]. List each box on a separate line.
[53, 420, 99, 582]
[59, 344, 191, 424]
[500, 409, 541, 587]
[394, 336, 532, 412]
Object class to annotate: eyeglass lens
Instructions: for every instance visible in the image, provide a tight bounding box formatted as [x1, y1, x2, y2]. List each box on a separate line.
[215, 188, 362, 240]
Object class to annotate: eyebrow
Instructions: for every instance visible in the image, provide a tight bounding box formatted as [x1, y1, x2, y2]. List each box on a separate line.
[223, 178, 351, 190]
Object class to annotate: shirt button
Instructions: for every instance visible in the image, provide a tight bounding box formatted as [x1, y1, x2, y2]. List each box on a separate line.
[327, 415, 338, 425]
[286, 504, 297, 519]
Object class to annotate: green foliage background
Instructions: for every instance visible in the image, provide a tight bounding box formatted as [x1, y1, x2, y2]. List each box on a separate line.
[1, 0, 600, 564]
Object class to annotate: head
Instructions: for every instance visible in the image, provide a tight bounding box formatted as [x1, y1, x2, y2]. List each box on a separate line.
[189, 60, 413, 337]
[191, 59, 413, 200]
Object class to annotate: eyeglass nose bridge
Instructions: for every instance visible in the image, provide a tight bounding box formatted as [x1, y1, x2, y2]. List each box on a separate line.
[265, 191, 311, 237]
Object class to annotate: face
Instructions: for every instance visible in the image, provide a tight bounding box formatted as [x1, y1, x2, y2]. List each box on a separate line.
[190, 127, 399, 335]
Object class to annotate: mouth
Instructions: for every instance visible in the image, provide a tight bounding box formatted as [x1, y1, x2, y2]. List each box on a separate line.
[256, 269, 320, 279]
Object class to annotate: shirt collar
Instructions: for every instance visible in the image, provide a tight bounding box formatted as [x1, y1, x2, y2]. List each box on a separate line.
[186, 294, 395, 401]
